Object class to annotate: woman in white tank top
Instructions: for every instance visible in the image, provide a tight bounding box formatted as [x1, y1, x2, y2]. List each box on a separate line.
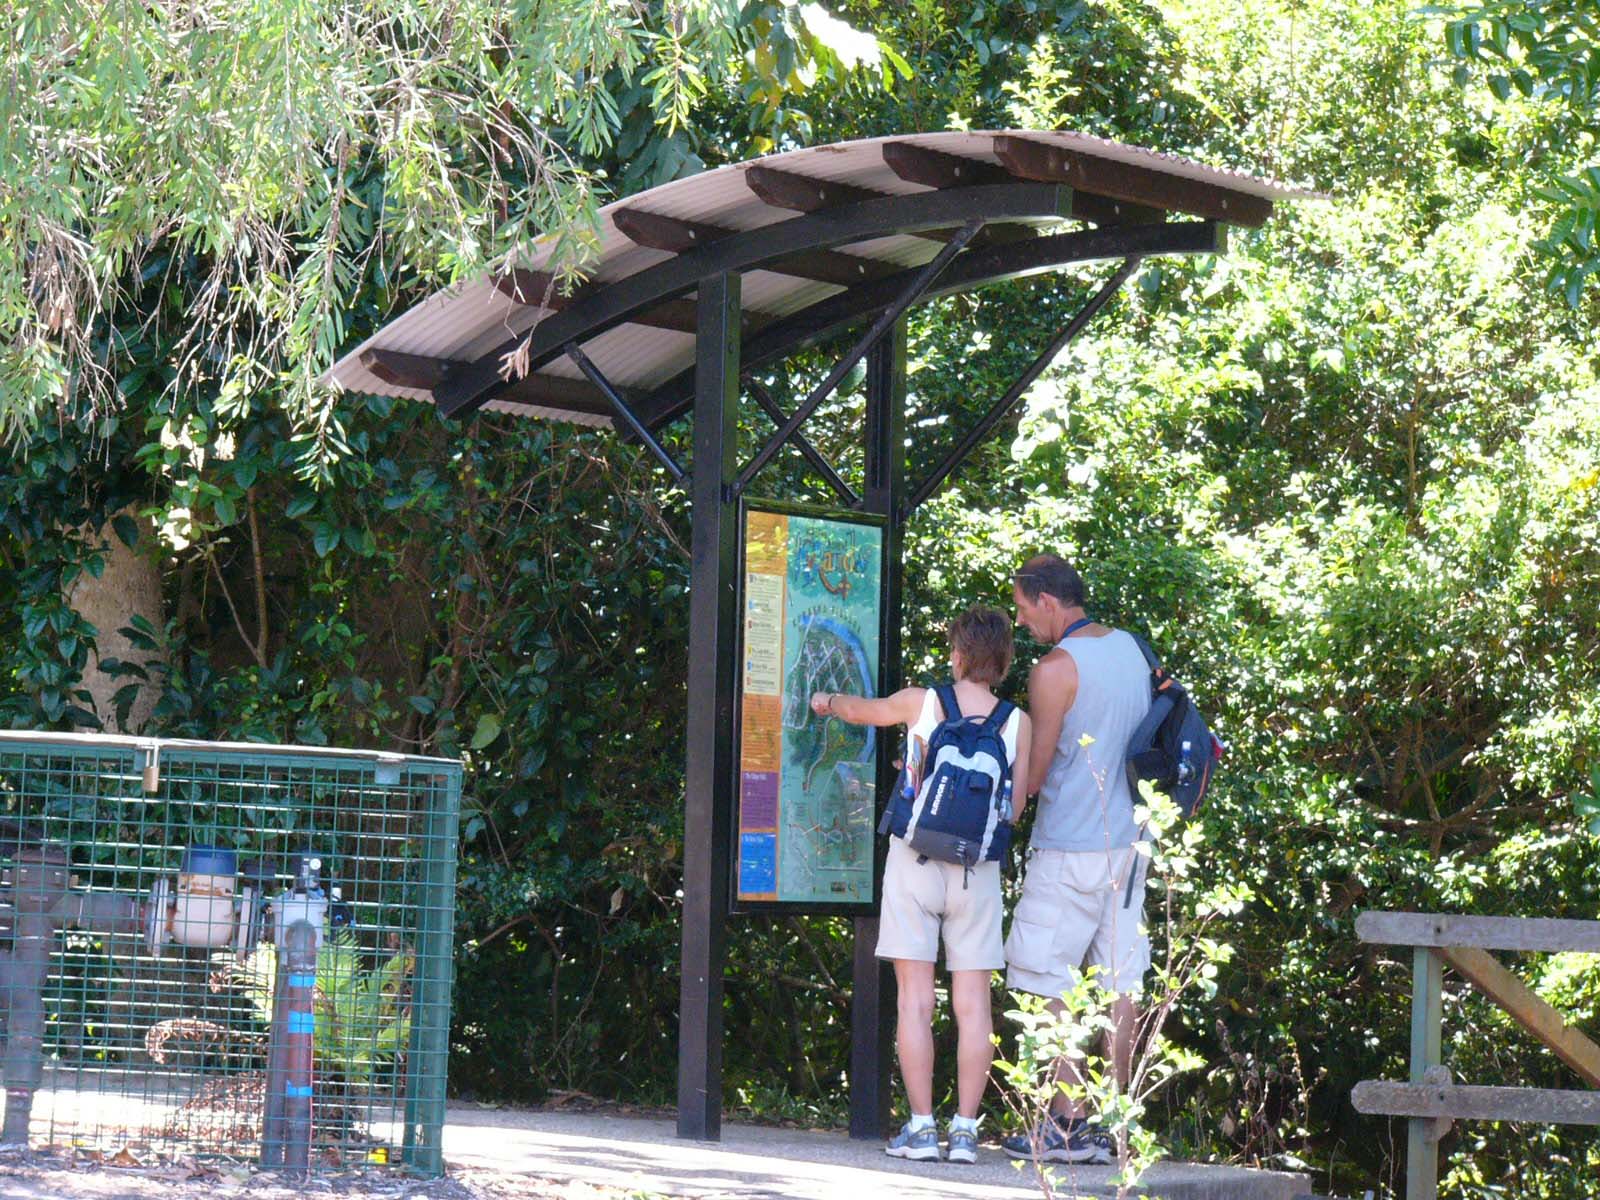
[808, 606, 1031, 1164]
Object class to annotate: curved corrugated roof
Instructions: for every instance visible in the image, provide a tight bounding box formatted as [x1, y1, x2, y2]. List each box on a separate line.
[326, 130, 1313, 430]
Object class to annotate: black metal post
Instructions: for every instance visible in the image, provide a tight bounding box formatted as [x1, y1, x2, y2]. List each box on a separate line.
[566, 341, 688, 484]
[677, 271, 741, 1141]
[850, 319, 906, 1140]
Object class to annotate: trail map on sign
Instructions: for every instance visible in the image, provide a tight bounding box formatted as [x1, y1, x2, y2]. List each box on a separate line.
[737, 509, 882, 907]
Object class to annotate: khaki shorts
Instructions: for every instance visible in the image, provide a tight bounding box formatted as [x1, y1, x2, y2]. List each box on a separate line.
[1004, 844, 1150, 997]
[875, 837, 1005, 972]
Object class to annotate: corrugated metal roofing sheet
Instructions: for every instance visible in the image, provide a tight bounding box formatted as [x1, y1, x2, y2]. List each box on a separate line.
[326, 131, 1314, 428]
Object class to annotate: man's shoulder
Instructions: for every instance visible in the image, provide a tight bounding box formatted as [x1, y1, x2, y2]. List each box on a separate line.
[1028, 646, 1078, 695]
[1029, 645, 1075, 675]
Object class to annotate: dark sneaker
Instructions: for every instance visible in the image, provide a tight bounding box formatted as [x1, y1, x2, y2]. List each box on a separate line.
[1001, 1118, 1113, 1164]
[946, 1125, 979, 1164]
[886, 1120, 942, 1161]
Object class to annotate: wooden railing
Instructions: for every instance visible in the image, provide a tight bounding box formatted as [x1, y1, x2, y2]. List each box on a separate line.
[1352, 912, 1600, 1200]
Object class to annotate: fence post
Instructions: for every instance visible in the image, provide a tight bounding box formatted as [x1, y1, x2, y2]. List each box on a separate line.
[1407, 946, 1444, 1200]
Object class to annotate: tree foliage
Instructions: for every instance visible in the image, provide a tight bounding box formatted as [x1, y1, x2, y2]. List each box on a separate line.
[1440, 0, 1600, 305]
[3, 2, 1599, 1197]
[0, 0, 888, 450]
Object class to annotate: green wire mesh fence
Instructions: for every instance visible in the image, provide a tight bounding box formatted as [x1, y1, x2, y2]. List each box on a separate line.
[0, 732, 461, 1175]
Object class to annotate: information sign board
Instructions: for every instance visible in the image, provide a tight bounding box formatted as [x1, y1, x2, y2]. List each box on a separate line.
[734, 504, 884, 910]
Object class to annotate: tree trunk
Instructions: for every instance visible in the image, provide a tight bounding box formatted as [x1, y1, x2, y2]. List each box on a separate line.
[66, 508, 166, 733]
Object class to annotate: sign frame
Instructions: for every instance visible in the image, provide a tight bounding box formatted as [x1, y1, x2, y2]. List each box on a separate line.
[730, 498, 888, 916]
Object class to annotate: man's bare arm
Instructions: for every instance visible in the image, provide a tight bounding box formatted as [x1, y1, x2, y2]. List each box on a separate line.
[1025, 649, 1077, 799]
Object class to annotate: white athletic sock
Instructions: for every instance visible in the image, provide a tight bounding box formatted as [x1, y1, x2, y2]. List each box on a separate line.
[907, 1112, 936, 1132]
[950, 1114, 980, 1134]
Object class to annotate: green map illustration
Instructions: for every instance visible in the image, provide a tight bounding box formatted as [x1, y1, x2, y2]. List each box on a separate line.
[773, 516, 882, 903]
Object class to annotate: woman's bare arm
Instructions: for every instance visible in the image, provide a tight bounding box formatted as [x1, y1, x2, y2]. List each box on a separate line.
[809, 686, 925, 729]
[1011, 711, 1032, 822]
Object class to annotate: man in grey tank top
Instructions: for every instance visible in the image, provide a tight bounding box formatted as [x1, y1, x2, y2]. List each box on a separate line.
[999, 554, 1153, 1166]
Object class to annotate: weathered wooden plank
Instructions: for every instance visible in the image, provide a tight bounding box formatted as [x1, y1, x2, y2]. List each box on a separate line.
[361, 348, 452, 390]
[1353, 1080, 1600, 1125]
[880, 142, 1159, 229]
[1439, 946, 1600, 1087]
[611, 207, 899, 287]
[493, 267, 774, 335]
[1407, 948, 1444, 1199]
[1356, 911, 1600, 953]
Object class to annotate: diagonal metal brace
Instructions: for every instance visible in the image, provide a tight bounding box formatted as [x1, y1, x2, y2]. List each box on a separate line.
[904, 256, 1142, 515]
[732, 218, 985, 498]
[747, 379, 861, 508]
[566, 342, 687, 485]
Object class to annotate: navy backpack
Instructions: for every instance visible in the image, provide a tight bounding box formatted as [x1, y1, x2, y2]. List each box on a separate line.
[880, 684, 1015, 870]
[1124, 636, 1222, 820]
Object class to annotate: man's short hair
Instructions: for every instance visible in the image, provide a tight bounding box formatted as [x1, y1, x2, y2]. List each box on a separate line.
[1015, 554, 1086, 608]
[948, 606, 1014, 685]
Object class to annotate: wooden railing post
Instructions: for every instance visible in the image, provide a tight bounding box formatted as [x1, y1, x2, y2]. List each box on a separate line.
[1354, 911, 1600, 1189]
[1406, 946, 1443, 1200]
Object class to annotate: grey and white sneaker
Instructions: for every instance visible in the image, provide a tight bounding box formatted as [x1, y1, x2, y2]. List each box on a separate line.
[1000, 1117, 1113, 1164]
[946, 1125, 979, 1164]
[886, 1120, 942, 1161]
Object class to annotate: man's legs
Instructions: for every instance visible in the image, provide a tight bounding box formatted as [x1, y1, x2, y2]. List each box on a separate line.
[948, 969, 993, 1118]
[1049, 992, 1138, 1119]
[892, 958, 937, 1116]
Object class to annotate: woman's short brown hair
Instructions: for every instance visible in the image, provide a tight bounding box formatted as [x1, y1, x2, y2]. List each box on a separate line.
[948, 606, 1014, 685]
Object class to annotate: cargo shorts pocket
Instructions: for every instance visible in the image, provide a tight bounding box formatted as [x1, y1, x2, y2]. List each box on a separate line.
[1003, 916, 1057, 976]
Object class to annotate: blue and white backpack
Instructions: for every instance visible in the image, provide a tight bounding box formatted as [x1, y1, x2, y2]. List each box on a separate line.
[879, 684, 1016, 870]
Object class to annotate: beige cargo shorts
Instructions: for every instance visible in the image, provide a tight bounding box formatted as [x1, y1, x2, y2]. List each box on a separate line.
[875, 836, 1005, 971]
[1004, 844, 1150, 997]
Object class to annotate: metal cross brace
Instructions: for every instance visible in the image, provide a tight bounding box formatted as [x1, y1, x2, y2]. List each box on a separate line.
[566, 341, 688, 485]
[746, 379, 861, 508]
[732, 218, 985, 498]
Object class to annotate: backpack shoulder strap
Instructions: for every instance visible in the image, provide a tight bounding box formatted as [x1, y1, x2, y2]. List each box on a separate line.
[980, 698, 1015, 732]
[933, 682, 961, 724]
[1127, 632, 1161, 670]
[1127, 632, 1179, 696]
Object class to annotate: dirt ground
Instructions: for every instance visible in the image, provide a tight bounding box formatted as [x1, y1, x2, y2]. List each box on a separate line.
[0, 1146, 631, 1200]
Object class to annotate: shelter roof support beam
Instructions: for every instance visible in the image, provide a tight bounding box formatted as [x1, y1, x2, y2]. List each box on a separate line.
[992, 135, 1273, 227]
[434, 182, 1072, 420]
[904, 256, 1143, 516]
[678, 271, 741, 1142]
[632, 220, 1224, 433]
[882, 142, 1010, 189]
[360, 348, 449, 390]
[746, 379, 860, 508]
[743, 162, 1031, 248]
[883, 142, 1162, 227]
[612, 208, 897, 287]
[732, 218, 984, 498]
[361, 348, 634, 421]
[497, 267, 776, 336]
[565, 343, 687, 485]
[496, 269, 693, 334]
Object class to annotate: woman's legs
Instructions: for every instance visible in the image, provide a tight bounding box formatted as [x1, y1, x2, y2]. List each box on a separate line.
[949, 969, 994, 1118]
[892, 958, 937, 1115]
